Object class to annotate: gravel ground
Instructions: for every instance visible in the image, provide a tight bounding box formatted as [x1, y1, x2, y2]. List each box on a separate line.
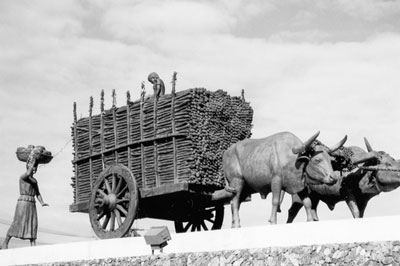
[21, 241, 400, 266]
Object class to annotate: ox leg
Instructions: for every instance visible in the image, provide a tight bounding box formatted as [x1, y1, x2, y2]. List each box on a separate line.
[297, 189, 314, 222]
[358, 199, 369, 218]
[287, 201, 302, 223]
[230, 177, 244, 228]
[345, 195, 361, 218]
[268, 177, 282, 224]
[287, 194, 302, 223]
[277, 192, 285, 213]
[311, 198, 320, 221]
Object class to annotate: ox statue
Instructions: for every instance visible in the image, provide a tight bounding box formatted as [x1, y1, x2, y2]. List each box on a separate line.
[286, 137, 400, 223]
[211, 131, 347, 227]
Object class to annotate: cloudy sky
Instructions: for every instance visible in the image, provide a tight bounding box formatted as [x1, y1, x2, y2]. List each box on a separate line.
[1, 0, 400, 247]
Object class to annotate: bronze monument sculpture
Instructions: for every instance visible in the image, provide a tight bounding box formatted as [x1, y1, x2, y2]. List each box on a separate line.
[211, 131, 347, 227]
[1, 145, 52, 249]
[286, 137, 400, 222]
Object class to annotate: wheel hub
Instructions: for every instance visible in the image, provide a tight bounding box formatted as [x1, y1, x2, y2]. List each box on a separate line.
[103, 193, 117, 211]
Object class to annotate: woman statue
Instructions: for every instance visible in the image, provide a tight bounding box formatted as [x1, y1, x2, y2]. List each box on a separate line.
[1, 146, 51, 249]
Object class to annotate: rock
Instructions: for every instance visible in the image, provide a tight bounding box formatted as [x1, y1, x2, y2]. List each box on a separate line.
[381, 256, 394, 265]
[208, 257, 220, 266]
[232, 258, 244, 266]
[323, 248, 331, 256]
[225, 253, 235, 264]
[253, 260, 264, 266]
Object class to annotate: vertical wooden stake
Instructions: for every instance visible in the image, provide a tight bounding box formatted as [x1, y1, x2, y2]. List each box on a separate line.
[127, 91, 132, 171]
[154, 90, 159, 187]
[112, 89, 117, 108]
[112, 90, 118, 164]
[171, 71, 177, 94]
[171, 72, 178, 183]
[89, 96, 94, 189]
[73, 102, 79, 204]
[100, 90, 105, 169]
[140, 82, 146, 188]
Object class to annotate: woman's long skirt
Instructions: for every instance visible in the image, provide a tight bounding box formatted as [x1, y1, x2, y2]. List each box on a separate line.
[7, 197, 38, 240]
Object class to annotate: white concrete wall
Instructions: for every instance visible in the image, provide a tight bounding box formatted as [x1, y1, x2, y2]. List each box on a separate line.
[1, 215, 400, 266]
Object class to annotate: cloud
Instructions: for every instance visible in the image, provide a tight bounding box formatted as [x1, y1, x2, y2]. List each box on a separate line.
[336, 0, 400, 21]
[101, 1, 233, 44]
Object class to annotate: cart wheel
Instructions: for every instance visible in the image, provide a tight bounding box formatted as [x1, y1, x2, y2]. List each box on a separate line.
[174, 204, 224, 233]
[89, 164, 138, 239]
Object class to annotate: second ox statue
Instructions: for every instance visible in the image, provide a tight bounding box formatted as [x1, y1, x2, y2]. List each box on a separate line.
[286, 137, 400, 223]
[212, 131, 347, 227]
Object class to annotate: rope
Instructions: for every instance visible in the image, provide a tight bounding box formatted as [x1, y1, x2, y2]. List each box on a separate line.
[36, 138, 71, 169]
[52, 138, 72, 158]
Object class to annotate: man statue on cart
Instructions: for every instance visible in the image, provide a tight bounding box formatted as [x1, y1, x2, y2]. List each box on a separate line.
[1, 145, 52, 249]
[148, 72, 165, 97]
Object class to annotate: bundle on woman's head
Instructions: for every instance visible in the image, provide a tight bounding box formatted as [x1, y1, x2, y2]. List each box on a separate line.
[16, 145, 53, 165]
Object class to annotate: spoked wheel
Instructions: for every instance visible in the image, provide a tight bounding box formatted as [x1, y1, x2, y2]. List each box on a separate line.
[174, 204, 224, 233]
[89, 164, 138, 239]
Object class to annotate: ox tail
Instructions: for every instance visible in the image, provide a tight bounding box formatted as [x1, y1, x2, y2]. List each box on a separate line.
[211, 185, 237, 201]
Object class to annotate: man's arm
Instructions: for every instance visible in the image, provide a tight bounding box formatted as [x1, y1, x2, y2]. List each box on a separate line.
[155, 79, 165, 97]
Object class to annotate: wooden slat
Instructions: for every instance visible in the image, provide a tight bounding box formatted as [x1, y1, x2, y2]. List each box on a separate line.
[139, 182, 189, 198]
[69, 201, 89, 213]
[72, 133, 187, 164]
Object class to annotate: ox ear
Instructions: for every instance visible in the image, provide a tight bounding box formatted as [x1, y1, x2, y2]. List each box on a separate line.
[351, 151, 379, 165]
[295, 155, 310, 169]
[328, 135, 348, 154]
[364, 137, 373, 152]
[292, 131, 320, 155]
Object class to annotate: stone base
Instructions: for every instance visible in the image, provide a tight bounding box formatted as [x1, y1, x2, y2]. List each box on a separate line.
[20, 241, 400, 266]
[1, 215, 400, 265]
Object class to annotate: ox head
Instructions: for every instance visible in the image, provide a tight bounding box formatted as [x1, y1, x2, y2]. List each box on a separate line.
[356, 138, 400, 193]
[292, 131, 347, 185]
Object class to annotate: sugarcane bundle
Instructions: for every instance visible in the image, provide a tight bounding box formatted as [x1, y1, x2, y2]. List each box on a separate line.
[71, 88, 253, 203]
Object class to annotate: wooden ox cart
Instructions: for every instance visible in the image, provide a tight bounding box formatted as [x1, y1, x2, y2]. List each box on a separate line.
[69, 78, 253, 239]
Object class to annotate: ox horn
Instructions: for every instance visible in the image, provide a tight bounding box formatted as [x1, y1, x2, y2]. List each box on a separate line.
[351, 151, 379, 165]
[364, 137, 373, 152]
[292, 131, 320, 154]
[328, 135, 348, 154]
